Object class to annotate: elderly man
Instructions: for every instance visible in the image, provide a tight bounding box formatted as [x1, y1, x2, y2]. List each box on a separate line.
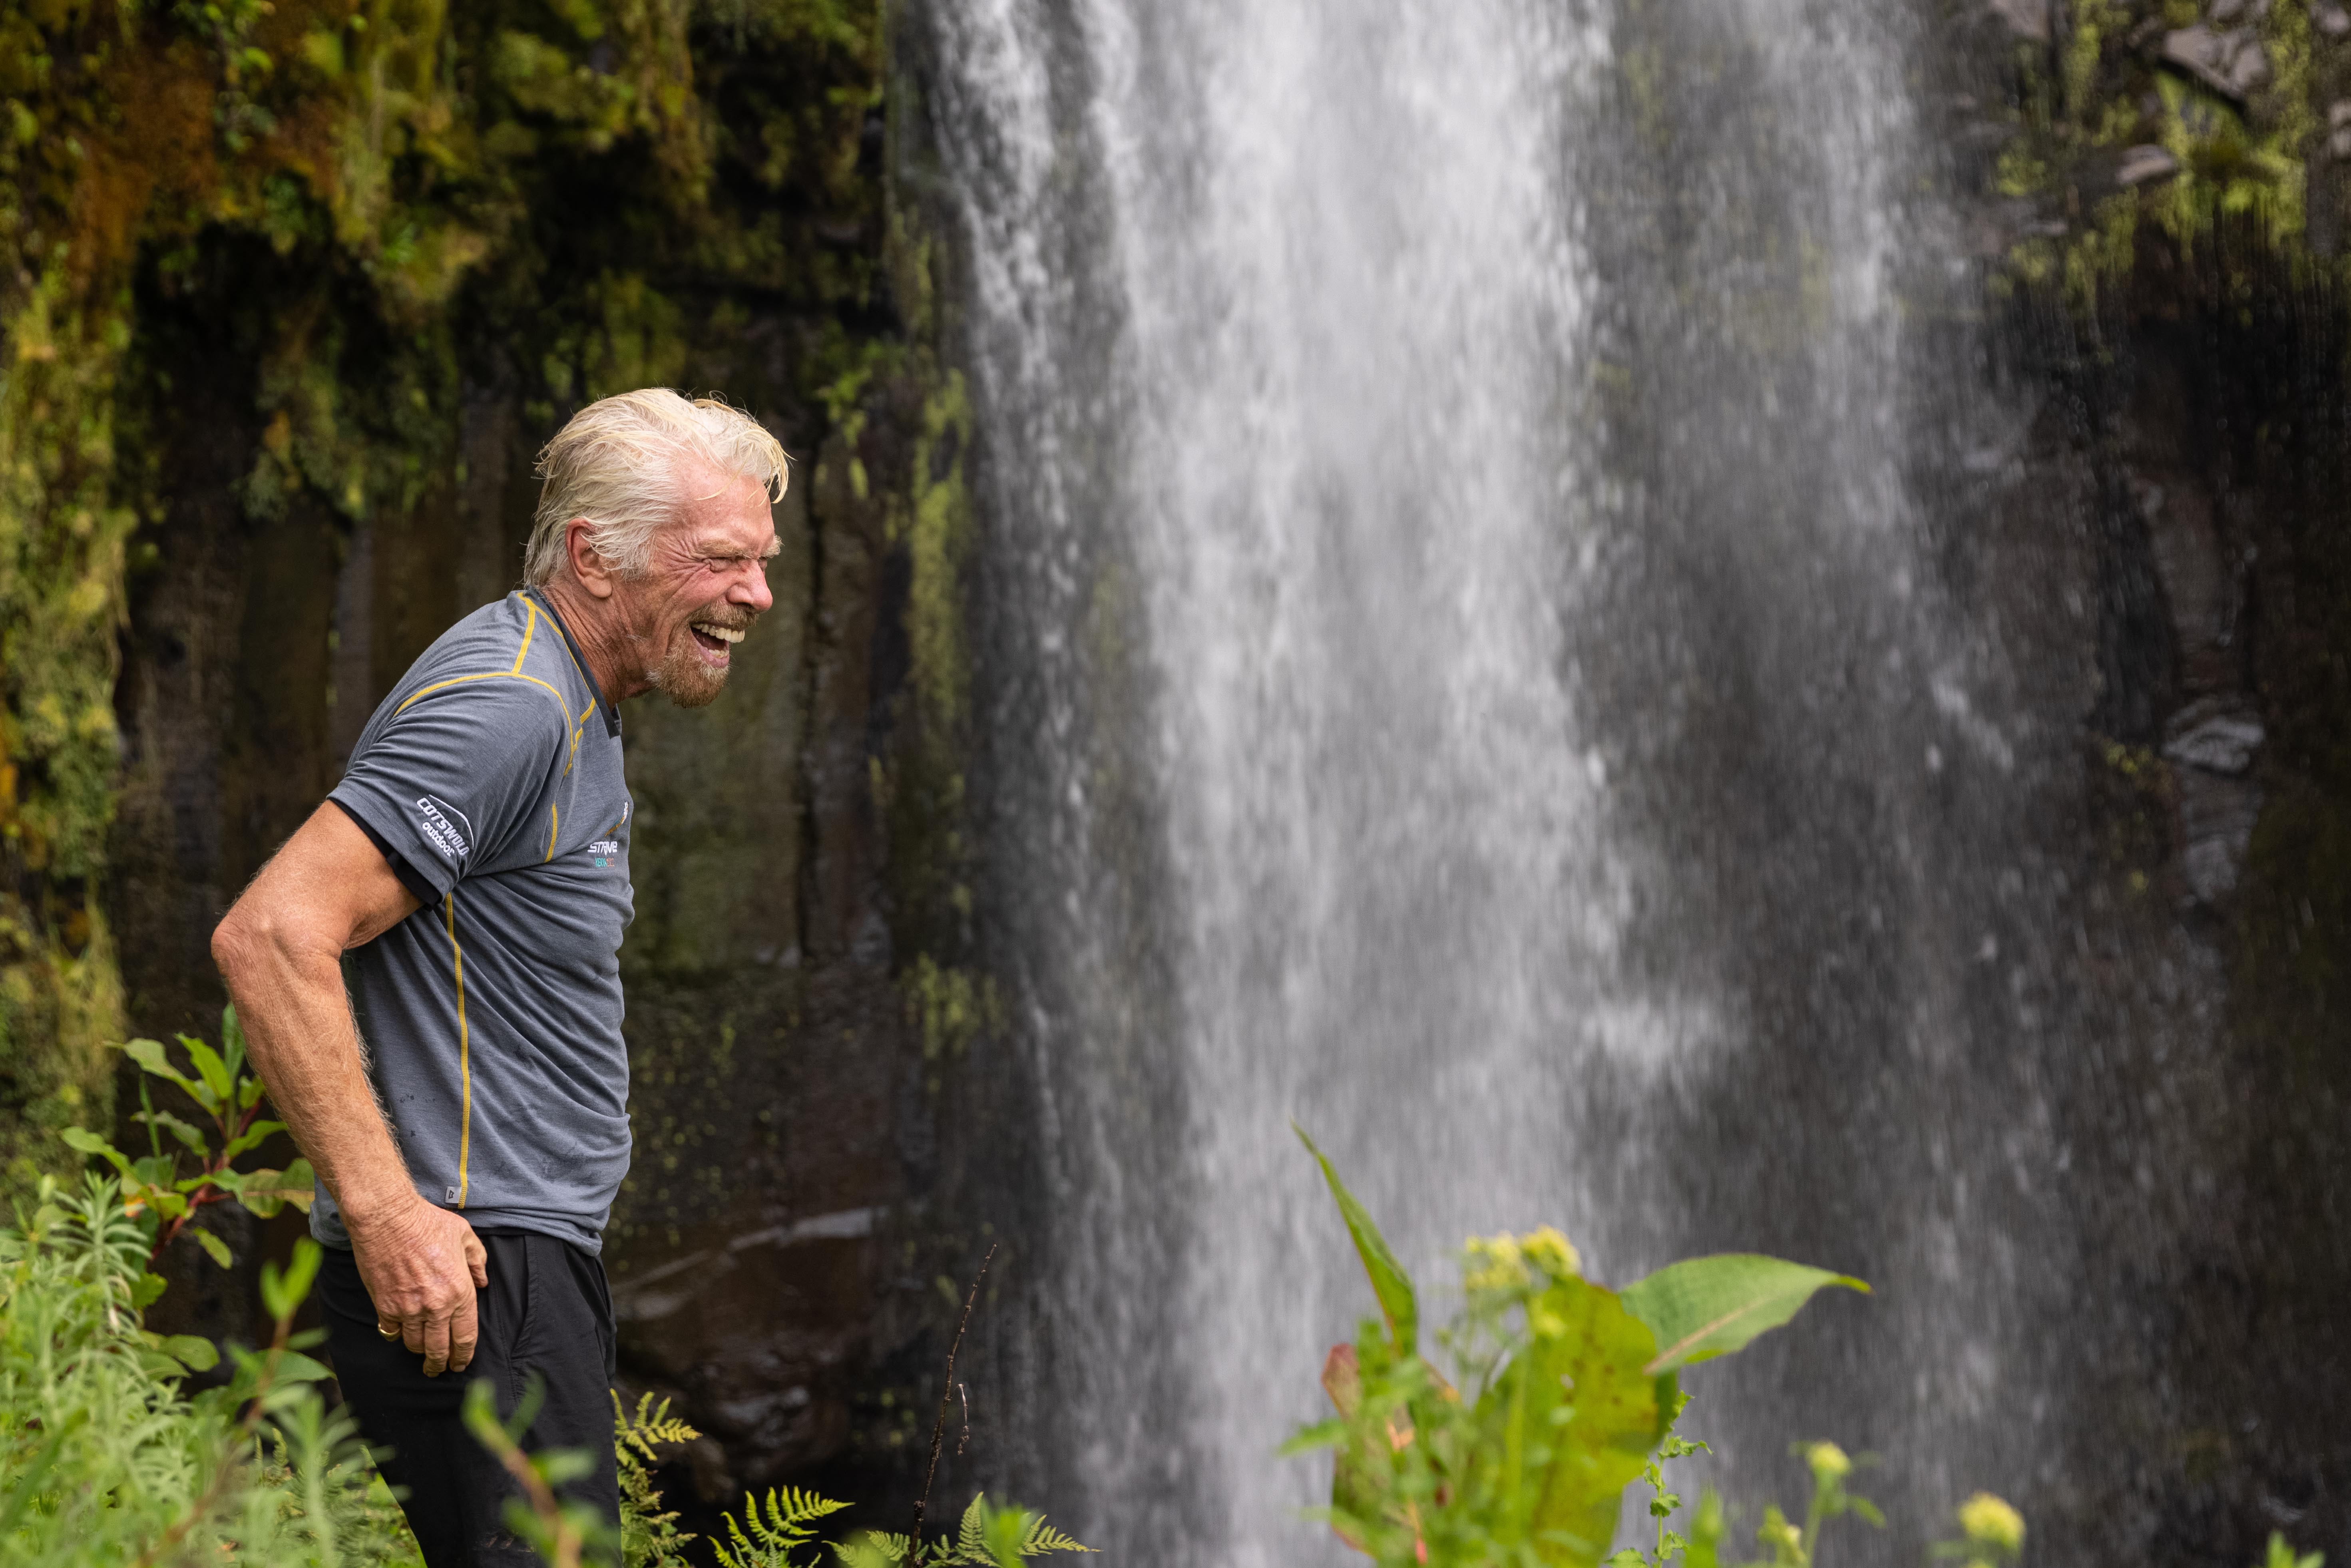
[211, 389, 784, 1565]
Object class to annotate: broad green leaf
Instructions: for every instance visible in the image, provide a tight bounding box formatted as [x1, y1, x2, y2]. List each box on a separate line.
[61, 1126, 133, 1177]
[161, 1334, 220, 1372]
[1294, 1124, 1417, 1355]
[134, 1347, 189, 1380]
[219, 1003, 247, 1082]
[223, 1165, 316, 1216]
[121, 1038, 207, 1104]
[277, 1157, 316, 1212]
[1618, 1254, 1869, 1373]
[1475, 1276, 1666, 1566]
[132, 1272, 169, 1309]
[1277, 1418, 1348, 1456]
[145, 1190, 189, 1220]
[982, 1503, 1038, 1568]
[219, 1118, 286, 1162]
[192, 1227, 234, 1269]
[136, 1108, 210, 1157]
[130, 1153, 177, 1188]
[239, 1073, 267, 1110]
[260, 1238, 323, 1321]
[180, 1035, 233, 1108]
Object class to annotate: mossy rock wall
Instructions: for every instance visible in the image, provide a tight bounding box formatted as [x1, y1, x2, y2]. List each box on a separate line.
[4, 0, 1001, 1511]
[1944, 1, 2351, 1554]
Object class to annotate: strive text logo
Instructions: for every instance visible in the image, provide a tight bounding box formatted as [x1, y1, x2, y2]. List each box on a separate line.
[588, 838, 621, 867]
[416, 795, 472, 861]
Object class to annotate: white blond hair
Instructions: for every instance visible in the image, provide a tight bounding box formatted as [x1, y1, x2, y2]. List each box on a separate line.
[525, 389, 788, 585]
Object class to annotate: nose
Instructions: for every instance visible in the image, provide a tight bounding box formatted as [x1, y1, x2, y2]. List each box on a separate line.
[730, 560, 774, 616]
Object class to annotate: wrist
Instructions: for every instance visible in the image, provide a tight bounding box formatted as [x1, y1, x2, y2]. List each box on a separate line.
[340, 1184, 426, 1236]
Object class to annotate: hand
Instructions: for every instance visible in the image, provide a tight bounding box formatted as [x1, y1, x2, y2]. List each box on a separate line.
[348, 1196, 489, 1376]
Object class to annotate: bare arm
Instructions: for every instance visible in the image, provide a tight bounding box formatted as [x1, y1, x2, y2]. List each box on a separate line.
[211, 802, 487, 1375]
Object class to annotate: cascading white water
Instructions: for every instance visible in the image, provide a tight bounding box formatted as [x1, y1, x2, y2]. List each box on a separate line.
[930, 1, 2082, 1563]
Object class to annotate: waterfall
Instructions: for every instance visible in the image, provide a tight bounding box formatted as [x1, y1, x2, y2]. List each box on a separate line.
[930, 1, 2134, 1562]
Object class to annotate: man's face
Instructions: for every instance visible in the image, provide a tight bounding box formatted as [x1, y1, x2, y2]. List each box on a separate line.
[616, 464, 780, 709]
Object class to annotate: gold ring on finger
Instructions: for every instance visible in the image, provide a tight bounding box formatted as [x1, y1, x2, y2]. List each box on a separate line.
[377, 1322, 401, 1339]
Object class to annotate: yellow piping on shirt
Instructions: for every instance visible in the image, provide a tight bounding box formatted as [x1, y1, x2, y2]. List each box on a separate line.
[390, 596, 567, 719]
[512, 595, 537, 671]
[392, 669, 567, 716]
[546, 804, 559, 862]
[442, 892, 473, 1209]
[565, 700, 593, 780]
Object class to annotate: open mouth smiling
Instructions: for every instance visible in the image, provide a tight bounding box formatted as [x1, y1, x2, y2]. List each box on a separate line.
[689, 620, 745, 659]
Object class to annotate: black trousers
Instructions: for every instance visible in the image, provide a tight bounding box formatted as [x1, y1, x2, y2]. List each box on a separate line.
[321, 1230, 620, 1567]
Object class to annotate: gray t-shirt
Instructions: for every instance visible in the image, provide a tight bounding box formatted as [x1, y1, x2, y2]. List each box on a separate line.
[316, 589, 633, 1254]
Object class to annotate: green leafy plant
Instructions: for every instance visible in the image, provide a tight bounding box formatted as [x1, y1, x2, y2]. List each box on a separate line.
[826, 1494, 1093, 1568]
[0, 1172, 419, 1566]
[60, 1006, 313, 1270]
[1930, 1490, 2023, 1568]
[1606, 1429, 1711, 1568]
[2253, 1533, 2325, 1568]
[1704, 1443, 1882, 1568]
[1286, 1126, 1867, 1568]
[615, 1391, 701, 1568]
[710, 1485, 853, 1567]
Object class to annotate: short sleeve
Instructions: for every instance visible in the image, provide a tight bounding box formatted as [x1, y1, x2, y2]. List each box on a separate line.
[330, 677, 568, 900]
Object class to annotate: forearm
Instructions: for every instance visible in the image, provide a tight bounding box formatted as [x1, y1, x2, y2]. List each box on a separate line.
[215, 925, 416, 1224]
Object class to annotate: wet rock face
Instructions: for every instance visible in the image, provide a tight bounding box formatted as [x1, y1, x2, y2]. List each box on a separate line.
[1931, 4, 2351, 1548]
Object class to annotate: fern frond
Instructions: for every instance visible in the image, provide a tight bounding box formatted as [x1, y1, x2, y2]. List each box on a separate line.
[955, 1494, 990, 1562]
[834, 1532, 914, 1568]
[1019, 1518, 1094, 1556]
[613, 1388, 701, 1463]
[714, 1484, 855, 1567]
[931, 1495, 1093, 1564]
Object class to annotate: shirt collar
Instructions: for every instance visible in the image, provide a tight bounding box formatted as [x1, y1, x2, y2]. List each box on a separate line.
[522, 587, 621, 738]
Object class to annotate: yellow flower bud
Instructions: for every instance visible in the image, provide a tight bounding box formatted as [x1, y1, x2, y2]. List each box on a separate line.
[1463, 1233, 1531, 1293]
[1957, 1492, 2024, 1555]
[1520, 1226, 1581, 1279]
[1806, 1442, 1852, 1481]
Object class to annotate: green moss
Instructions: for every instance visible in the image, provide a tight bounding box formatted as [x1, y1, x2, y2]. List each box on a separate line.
[1993, 0, 2338, 311]
[902, 369, 972, 733]
[904, 953, 1003, 1068]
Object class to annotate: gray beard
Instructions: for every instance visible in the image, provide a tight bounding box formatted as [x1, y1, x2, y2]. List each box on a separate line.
[639, 628, 728, 710]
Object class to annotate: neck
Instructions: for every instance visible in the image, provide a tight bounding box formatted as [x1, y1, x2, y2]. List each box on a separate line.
[532, 576, 647, 704]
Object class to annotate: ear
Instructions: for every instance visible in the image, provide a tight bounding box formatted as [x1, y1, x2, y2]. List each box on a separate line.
[565, 518, 617, 600]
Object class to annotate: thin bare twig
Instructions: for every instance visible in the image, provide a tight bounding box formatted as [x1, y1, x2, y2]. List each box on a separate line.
[912, 1243, 996, 1545]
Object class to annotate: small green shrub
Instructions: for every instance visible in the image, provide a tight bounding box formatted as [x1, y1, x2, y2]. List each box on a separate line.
[14, 1015, 1081, 1568]
[823, 1494, 1091, 1568]
[0, 1172, 419, 1566]
[1287, 1126, 2331, 1568]
[1285, 1125, 1863, 1568]
[60, 1006, 313, 1271]
[616, 1393, 702, 1568]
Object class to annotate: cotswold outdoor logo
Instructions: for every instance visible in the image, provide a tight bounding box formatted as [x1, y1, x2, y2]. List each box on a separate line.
[416, 795, 472, 861]
[588, 838, 621, 868]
